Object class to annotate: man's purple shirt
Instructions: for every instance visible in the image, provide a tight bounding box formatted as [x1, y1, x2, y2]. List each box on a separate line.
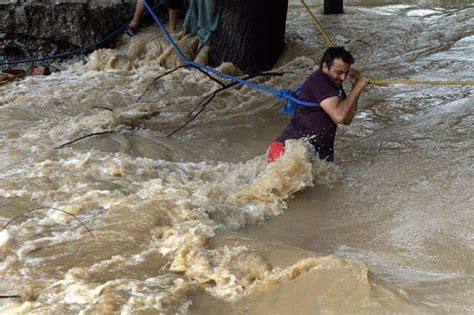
[276, 69, 346, 161]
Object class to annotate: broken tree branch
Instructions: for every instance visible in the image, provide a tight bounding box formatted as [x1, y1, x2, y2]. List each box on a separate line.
[90, 106, 114, 112]
[137, 64, 188, 102]
[137, 63, 226, 102]
[54, 131, 114, 149]
[1, 206, 95, 239]
[167, 71, 285, 137]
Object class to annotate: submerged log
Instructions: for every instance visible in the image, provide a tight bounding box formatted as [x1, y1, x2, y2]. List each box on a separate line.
[209, 0, 288, 74]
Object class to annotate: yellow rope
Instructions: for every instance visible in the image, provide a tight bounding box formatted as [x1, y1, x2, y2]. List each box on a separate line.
[299, 0, 474, 87]
[300, 0, 335, 47]
[369, 79, 474, 86]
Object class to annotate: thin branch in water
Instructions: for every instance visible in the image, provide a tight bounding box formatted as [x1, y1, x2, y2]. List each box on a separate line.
[137, 63, 227, 103]
[0, 295, 21, 299]
[191, 65, 226, 87]
[136, 64, 188, 102]
[167, 105, 207, 138]
[90, 106, 114, 112]
[168, 88, 224, 137]
[54, 131, 114, 149]
[1, 206, 95, 239]
[168, 71, 286, 137]
[187, 72, 285, 118]
[351, 39, 374, 55]
[186, 92, 216, 117]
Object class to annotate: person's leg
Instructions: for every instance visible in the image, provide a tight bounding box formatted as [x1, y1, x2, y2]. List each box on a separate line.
[130, 0, 145, 28]
[168, 9, 180, 31]
[167, 0, 184, 31]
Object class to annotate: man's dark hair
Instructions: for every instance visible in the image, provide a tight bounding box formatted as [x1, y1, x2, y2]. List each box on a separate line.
[319, 46, 355, 69]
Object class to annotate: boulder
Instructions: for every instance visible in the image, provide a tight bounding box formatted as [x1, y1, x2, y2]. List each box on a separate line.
[0, 0, 136, 62]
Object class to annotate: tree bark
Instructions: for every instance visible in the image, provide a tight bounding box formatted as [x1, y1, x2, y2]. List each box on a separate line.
[209, 0, 288, 75]
[324, 0, 343, 14]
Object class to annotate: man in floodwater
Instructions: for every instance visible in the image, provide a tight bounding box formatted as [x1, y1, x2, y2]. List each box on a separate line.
[268, 46, 369, 162]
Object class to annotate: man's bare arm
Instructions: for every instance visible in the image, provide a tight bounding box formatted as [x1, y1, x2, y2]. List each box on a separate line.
[320, 76, 369, 125]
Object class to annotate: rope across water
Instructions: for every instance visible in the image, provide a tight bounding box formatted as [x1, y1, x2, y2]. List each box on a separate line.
[141, 0, 319, 109]
[300, 0, 474, 87]
[2, 0, 470, 108]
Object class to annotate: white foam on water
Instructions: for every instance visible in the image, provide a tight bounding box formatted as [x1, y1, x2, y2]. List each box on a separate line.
[1, 2, 472, 313]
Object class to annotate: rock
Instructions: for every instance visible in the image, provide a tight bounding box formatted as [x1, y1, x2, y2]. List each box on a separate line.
[0, 0, 137, 62]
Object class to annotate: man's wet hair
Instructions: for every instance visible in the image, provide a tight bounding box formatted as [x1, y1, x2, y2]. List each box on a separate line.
[319, 46, 355, 69]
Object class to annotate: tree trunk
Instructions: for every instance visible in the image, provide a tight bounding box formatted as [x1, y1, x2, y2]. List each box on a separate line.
[209, 0, 288, 75]
[324, 0, 343, 14]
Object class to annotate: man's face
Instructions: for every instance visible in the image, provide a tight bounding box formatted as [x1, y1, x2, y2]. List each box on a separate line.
[322, 58, 351, 87]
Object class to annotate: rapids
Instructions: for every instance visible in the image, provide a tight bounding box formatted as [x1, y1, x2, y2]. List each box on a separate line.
[0, 0, 473, 313]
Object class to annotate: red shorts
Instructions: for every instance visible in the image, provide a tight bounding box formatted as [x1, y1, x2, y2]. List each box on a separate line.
[267, 141, 285, 163]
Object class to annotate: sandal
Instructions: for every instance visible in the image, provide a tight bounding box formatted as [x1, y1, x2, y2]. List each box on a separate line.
[126, 25, 138, 36]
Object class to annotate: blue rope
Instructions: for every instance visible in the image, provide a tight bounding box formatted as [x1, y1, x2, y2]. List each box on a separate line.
[142, 0, 320, 110]
[0, 24, 128, 67]
[143, 0, 188, 62]
[1, 0, 320, 112]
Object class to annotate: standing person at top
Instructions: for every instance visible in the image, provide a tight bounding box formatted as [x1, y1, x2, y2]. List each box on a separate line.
[268, 46, 369, 163]
[183, 0, 221, 45]
[127, 0, 184, 36]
